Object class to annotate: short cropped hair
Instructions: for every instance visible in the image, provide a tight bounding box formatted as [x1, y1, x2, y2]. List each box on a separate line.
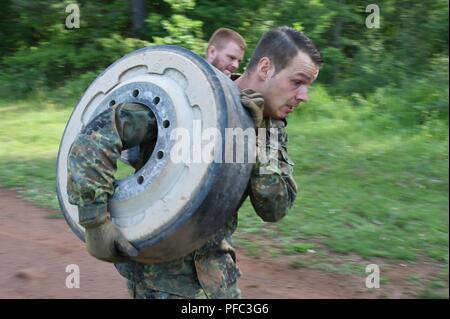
[207, 28, 247, 53]
[246, 26, 323, 74]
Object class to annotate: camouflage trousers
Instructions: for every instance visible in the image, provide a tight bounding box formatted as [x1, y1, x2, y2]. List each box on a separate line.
[126, 279, 241, 299]
[115, 238, 242, 299]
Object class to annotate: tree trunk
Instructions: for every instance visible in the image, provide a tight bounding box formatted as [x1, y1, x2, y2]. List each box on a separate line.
[131, 0, 147, 36]
[331, 0, 345, 84]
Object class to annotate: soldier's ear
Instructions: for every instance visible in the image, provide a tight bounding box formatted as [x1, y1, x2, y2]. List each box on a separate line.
[256, 57, 274, 82]
[207, 45, 217, 62]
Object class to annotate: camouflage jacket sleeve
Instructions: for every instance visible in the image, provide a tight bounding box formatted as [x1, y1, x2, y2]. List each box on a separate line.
[67, 103, 157, 227]
[248, 119, 298, 222]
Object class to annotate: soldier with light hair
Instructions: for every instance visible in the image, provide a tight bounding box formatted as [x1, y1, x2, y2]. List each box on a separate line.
[206, 28, 246, 76]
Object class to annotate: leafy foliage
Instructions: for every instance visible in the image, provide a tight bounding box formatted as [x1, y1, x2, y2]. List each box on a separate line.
[0, 0, 448, 100]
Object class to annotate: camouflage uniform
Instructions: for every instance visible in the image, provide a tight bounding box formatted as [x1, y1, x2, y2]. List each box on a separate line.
[67, 95, 297, 299]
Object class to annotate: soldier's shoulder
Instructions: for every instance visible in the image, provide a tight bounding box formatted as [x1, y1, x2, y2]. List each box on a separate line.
[270, 118, 288, 129]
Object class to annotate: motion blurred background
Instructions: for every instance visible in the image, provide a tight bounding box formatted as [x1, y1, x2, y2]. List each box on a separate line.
[0, 0, 448, 298]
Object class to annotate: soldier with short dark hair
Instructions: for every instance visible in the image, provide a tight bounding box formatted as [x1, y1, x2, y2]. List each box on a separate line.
[67, 26, 322, 299]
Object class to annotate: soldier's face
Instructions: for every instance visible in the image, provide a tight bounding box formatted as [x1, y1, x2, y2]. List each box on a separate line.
[262, 51, 319, 120]
[209, 41, 244, 76]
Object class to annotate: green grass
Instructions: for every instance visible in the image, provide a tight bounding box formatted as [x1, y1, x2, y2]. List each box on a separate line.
[237, 85, 449, 263]
[0, 98, 71, 211]
[0, 83, 448, 269]
[283, 243, 315, 254]
[0, 96, 136, 212]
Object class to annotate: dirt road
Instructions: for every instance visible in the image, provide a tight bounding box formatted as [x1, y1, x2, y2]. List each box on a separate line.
[0, 188, 382, 299]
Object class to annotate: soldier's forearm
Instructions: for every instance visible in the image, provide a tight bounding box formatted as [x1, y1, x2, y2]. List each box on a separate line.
[249, 149, 298, 222]
[67, 103, 156, 213]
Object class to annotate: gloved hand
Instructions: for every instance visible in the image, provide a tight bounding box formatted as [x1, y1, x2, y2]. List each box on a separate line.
[240, 89, 265, 128]
[84, 217, 139, 263]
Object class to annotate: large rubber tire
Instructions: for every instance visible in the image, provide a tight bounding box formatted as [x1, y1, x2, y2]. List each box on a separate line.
[56, 45, 255, 263]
